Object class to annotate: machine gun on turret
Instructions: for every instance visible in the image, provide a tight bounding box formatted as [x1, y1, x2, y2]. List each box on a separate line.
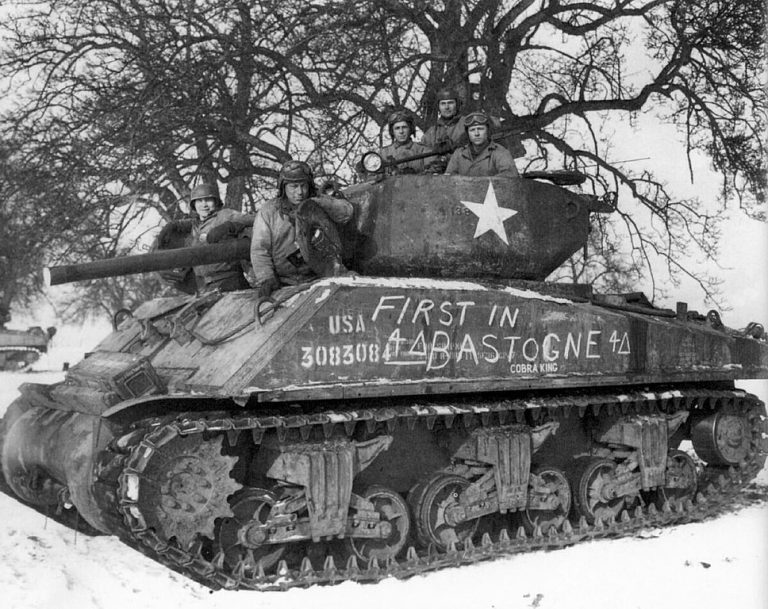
[360, 121, 589, 187]
[360, 145, 590, 187]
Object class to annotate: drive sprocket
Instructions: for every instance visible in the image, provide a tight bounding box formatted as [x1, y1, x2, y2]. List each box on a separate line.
[137, 434, 241, 548]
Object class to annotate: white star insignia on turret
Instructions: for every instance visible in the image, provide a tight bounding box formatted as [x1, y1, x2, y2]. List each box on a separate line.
[460, 181, 517, 245]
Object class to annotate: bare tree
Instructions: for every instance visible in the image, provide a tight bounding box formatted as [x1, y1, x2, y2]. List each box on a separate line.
[0, 0, 763, 313]
[0, 136, 98, 307]
[301, 0, 764, 302]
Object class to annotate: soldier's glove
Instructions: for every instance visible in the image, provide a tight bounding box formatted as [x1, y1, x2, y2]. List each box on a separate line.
[435, 138, 452, 154]
[256, 277, 279, 299]
[157, 219, 194, 249]
[206, 221, 240, 243]
[426, 159, 447, 174]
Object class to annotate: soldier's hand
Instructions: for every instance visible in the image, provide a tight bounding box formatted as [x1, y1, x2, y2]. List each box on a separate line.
[426, 159, 447, 174]
[157, 220, 194, 248]
[435, 138, 452, 154]
[206, 221, 240, 243]
[256, 277, 279, 299]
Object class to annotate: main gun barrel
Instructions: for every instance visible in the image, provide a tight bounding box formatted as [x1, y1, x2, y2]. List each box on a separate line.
[44, 240, 251, 287]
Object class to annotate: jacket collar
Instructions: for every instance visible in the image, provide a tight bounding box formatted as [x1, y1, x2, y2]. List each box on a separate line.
[278, 196, 301, 220]
[393, 138, 415, 149]
[437, 114, 460, 127]
[197, 208, 222, 225]
[461, 141, 497, 160]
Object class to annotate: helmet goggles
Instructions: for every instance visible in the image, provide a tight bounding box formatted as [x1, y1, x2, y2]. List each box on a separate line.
[464, 112, 491, 128]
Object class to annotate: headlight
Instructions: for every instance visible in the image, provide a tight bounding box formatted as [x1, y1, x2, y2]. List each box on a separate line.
[361, 152, 383, 173]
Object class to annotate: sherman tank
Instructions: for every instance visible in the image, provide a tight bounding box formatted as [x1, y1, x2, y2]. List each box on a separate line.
[1, 167, 766, 591]
[0, 318, 56, 372]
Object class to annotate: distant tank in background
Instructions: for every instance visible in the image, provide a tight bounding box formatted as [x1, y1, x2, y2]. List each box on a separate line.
[1, 168, 766, 591]
[0, 310, 56, 371]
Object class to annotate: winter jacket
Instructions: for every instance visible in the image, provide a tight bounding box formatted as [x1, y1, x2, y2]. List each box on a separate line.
[379, 139, 434, 175]
[250, 196, 353, 287]
[421, 115, 468, 150]
[444, 142, 520, 178]
[193, 208, 255, 289]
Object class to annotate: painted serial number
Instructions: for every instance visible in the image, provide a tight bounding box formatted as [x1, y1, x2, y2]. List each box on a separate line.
[300, 343, 381, 369]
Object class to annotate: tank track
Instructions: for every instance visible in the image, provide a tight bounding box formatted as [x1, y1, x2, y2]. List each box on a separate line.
[0, 347, 42, 371]
[93, 386, 767, 591]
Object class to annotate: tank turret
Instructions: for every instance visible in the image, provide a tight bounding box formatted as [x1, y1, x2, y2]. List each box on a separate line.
[342, 174, 614, 280]
[2, 172, 766, 591]
[45, 172, 614, 287]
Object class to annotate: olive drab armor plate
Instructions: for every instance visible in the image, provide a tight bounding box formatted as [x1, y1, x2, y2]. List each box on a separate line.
[59, 277, 765, 409]
[343, 175, 595, 280]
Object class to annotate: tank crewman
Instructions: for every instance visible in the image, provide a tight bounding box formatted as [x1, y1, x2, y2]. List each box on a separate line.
[420, 87, 468, 170]
[421, 87, 467, 148]
[444, 112, 520, 178]
[379, 110, 434, 175]
[190, 183, 256, 291]
[250, 160, 354, 299]
[155, 183, 255, 293]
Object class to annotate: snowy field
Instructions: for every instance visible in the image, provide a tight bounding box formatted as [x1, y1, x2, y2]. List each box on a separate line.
[0, 327, 766, 609]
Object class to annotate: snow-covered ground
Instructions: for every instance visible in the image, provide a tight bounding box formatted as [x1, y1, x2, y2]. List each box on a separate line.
[0, 328, 766, 609]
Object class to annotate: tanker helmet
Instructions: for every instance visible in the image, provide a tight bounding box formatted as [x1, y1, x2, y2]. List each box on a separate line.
[436, 87, 460, 104]
[436, 87, 461, 117]
[386, 110, 415, 139]
[463, 111, 492, 133]
[189, 183, 222, 212]
[278, 160, 317, 198]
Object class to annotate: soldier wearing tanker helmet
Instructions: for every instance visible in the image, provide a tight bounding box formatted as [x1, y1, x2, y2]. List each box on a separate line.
[421, 87, 469, 171]
[250, 160, 354, 299]
[154, 182, 255, 294]
[444, 111, 519, 178]
[378, 110, 434, 176]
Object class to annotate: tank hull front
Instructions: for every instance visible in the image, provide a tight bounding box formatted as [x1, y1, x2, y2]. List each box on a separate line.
[1, 400, 113, 532]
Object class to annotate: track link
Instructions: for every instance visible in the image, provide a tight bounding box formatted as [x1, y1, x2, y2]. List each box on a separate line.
[0, 347, 43, 372]
[94, 387, 768, 590]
